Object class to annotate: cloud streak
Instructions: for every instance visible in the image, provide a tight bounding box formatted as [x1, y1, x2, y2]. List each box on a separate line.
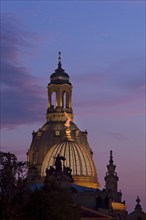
[1, 14, 46, 129]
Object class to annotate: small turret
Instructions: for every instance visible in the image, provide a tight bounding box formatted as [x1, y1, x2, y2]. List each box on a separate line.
[104, 150, 119, 192]
[126, 196, 146, 220]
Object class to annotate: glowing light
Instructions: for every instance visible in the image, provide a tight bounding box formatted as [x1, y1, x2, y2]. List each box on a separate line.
[112, 202, 126, 211]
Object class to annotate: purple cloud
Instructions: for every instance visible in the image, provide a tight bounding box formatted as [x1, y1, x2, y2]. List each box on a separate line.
[73, 56, 145, 116]
[0, 14, 38, 61]
[1, 14, 46, 129]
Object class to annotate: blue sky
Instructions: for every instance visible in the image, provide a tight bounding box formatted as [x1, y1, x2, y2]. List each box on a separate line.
[1, 0, 145, 212]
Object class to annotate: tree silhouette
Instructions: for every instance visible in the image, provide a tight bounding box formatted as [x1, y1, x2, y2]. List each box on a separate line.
[0, 151, 80, 220]
[0, 151, 27, 220]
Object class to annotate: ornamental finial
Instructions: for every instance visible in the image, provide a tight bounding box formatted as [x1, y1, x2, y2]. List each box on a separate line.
[135, 196, 142, 211]
[136, 196, 140, 205]
[109, 150, 113, 164]
[58, 51, 62, 68]
[58, 51, 61, 61]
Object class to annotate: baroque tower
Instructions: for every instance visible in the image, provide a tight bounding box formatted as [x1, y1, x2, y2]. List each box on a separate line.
[46, 52, 73, 122]
[96, 151, 123, 211]
[105, 150, 118, 193]
[104, 151, 122, 205]
[27, 52, 100, 188]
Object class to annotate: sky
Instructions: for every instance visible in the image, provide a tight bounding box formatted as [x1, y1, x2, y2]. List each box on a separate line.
[0, 0, 145, 213]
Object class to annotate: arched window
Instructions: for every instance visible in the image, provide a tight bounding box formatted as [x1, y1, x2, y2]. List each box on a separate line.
[62, 91, 67, 108]
[51, 92, 56, 108]
[66, 92, 69, 108]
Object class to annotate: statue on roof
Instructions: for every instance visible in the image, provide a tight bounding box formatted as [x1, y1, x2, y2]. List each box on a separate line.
[54, 154, 66, 172]
[64, 112, 72, 128]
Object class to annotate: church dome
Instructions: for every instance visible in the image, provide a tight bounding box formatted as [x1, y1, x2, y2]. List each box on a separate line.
[27, 53, 100, 190]
[50, 66, 70, 84]
[50, 52, 70, 85]
[41, 138, 99, 189]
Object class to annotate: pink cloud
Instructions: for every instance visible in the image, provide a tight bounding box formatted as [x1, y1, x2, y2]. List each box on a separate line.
[0, 13, 39, 62]
[1, 14, 46, 129]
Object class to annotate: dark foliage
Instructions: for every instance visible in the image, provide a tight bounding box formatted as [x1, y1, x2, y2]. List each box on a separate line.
[0, 151, 80, 220]
[0, 151, 27, 220]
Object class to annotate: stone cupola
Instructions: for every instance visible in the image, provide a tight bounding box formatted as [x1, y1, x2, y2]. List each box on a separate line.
[46, 52, 73, 122]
